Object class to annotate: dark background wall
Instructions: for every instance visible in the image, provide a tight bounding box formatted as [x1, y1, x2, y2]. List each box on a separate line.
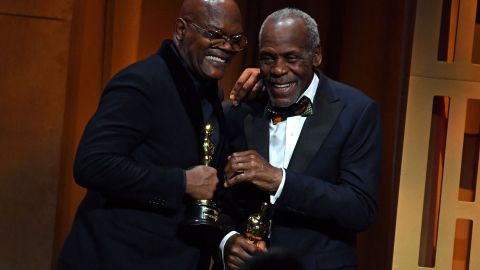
[0, 1, 416, 269]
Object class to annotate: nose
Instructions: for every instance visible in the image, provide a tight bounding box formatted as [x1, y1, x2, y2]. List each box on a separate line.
[271, 59, 288, 76]
[212, 39, 237, 53]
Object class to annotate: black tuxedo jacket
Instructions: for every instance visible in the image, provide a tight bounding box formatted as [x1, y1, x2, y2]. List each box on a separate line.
[57, 40, 228, 270]
[223, 73, 381, 270]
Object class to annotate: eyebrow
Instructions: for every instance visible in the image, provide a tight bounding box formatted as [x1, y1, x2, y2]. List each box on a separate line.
[260, 49, 300, 55]
[205, 24, 244, 36]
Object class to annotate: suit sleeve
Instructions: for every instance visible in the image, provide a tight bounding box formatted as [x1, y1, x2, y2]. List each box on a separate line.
[274, 101, 381, 232]
[73, 78, 186, 211]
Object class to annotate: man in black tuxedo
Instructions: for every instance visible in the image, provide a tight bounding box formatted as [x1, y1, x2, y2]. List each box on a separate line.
[221, 8, 381, 270]
[56, 0, 247, 269]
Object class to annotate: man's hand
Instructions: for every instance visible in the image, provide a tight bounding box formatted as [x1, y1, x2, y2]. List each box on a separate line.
[224, 150, 282, 193]
[185, 165, 218, 199]
[229, 68, 264, 106]
[224, 234, 267, 270]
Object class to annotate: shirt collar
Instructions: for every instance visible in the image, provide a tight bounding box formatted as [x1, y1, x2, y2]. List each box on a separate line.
[297, 73, 319, 103]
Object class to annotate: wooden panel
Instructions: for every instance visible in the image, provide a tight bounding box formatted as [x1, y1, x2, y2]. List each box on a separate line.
[0, 12, 72, 270]
[137, 0, 182, 59]
[103, 0, 142, 80]
[0, 0, 73, 20]
[51, 0, 108, 264]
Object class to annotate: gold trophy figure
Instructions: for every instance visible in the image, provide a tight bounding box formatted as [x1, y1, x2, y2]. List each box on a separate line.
[185, 123, 221, 228]
[202, 123, 215, 166]
[245, 202, 270, 246]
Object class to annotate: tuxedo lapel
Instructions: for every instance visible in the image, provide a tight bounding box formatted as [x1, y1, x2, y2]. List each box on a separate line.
[207, 89, 227, 169]
[288, 74, 344, 173]
[158, 41, 205, 149]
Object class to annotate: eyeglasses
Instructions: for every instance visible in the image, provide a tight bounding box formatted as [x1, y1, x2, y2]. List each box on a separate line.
[181, 18, 248, 52]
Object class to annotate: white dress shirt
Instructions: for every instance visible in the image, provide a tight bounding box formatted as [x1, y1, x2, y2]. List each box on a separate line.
[220, 73, 320, 260]
[269, 73, 319, 203]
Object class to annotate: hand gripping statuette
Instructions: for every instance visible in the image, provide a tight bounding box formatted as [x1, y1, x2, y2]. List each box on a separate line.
[185, 123, 221, 229]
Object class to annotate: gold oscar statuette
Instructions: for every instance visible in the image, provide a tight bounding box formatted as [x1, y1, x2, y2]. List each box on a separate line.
[245, 202, 270, 245]
[185, 123, 221, 228]
[202, 123, 215, 166]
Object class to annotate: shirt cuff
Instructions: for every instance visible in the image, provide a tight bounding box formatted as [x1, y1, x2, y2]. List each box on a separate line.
[219, 231, 240, 264]
[270, 168, 285, 204]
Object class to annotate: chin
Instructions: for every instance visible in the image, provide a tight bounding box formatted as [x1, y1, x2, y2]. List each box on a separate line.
[268, 90, 300, 108]
[203, 69, 226, 80]
[271, 99, 295, 108]
[205, 73, 224, 80]
[200, 59, 229, 79]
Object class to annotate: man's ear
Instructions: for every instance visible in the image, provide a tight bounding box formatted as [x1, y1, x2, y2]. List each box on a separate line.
[174, 18, 187, 41]
[312, 45, 322, 68]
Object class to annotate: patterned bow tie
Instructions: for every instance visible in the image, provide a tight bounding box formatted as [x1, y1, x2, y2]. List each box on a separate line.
[266, 96, 313, 124]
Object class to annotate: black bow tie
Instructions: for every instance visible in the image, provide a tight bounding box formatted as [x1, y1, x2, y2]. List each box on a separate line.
[266, 96, 313, 124]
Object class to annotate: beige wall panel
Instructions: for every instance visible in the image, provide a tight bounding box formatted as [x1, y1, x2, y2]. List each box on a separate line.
[0, 14, 71, 270]
[410, 0, 480, 82]
[393, 77, 436, 270]
[393, 76, 480, 270]
[395, 0, 480, 268]
[0, 0, 73, 20]
[409, 0, 442, 72]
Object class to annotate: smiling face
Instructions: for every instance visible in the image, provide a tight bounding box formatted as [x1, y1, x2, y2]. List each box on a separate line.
[259, 17, 321, 107]
[175, 0, 244, 80]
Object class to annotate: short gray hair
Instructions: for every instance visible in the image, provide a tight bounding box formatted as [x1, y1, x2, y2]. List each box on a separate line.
[259, 8, 320, 50]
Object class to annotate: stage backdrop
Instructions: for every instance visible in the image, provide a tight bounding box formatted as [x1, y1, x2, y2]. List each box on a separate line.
[0, 1, 415, 269]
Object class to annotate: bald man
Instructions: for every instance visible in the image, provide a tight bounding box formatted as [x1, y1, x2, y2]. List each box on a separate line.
[56, 1, 247, 269]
